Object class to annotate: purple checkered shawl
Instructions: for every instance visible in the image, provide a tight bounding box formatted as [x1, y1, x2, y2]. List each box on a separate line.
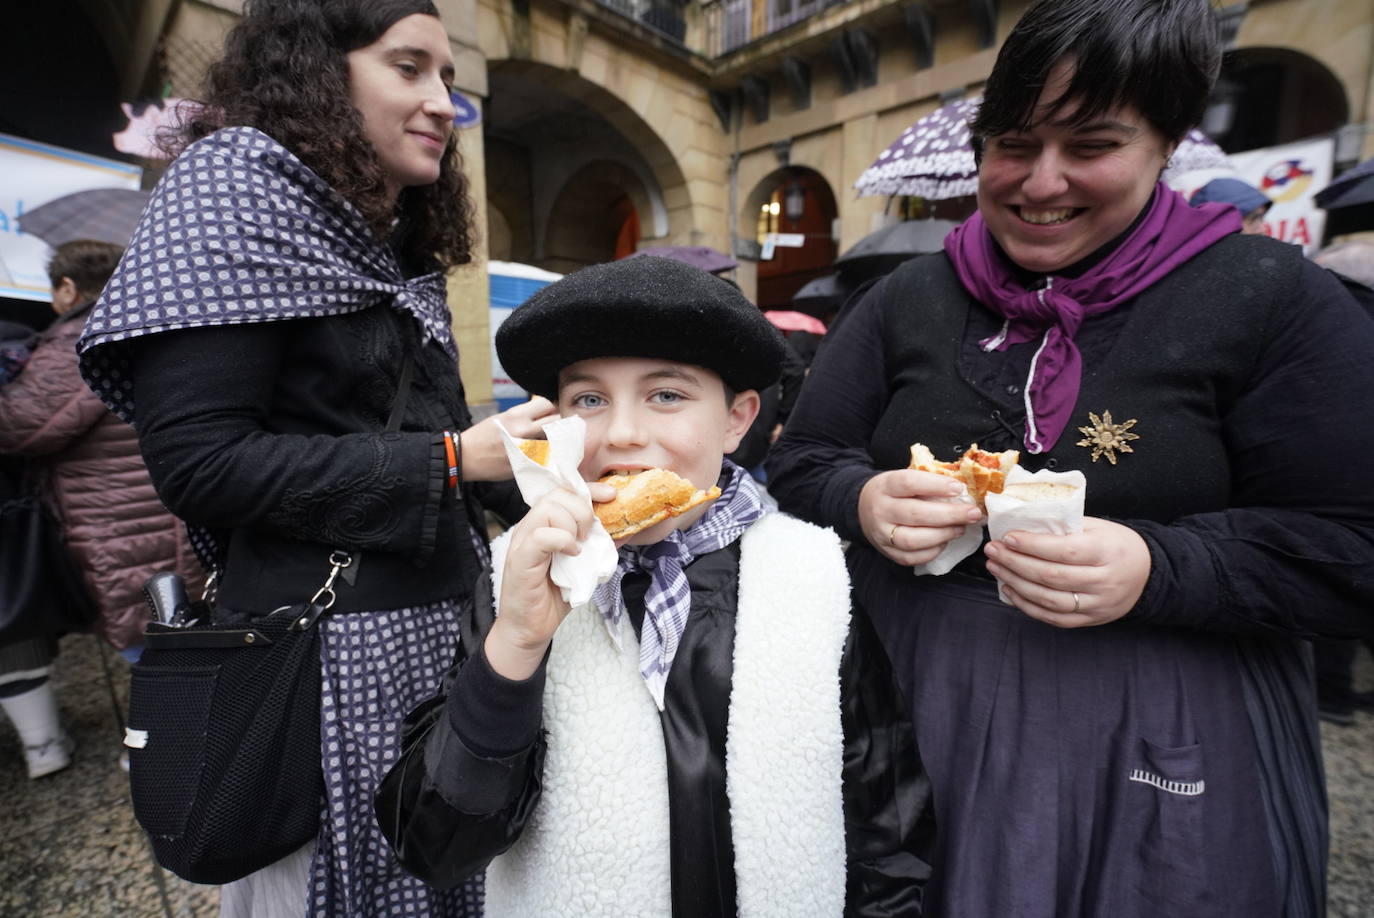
[77, 126, 455, 426]
[592, 462, 764, 710]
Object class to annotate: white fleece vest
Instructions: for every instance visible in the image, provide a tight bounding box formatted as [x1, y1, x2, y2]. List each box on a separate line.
[484, 513, 851, 918]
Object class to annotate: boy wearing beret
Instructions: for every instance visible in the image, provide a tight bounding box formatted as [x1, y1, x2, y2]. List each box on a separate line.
[377, 257, 933, 916]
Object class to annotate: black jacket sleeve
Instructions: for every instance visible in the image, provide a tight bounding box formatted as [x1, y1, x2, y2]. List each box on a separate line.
[841, 606, 934, 916]
[375, 572, 549, 887]
[767, 276, 894, 542]
[1126, 259, 1374, 638]
[130, 318, 449, 557]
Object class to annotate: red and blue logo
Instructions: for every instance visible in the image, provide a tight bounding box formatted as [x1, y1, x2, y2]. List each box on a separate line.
[1259, 159, 1314, 203]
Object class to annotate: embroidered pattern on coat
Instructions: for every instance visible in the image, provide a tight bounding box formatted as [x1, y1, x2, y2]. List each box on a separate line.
[268, 438, 407, 546]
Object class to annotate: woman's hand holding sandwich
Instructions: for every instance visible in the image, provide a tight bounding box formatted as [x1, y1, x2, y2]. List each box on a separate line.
[982, 519, 1151, 628]
[859, 469, 985, 566]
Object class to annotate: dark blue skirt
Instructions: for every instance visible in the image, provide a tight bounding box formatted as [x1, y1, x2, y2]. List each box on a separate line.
[851, 549, 1324, 918]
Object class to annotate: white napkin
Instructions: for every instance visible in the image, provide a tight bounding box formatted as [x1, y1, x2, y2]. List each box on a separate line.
[912, 485, 984, 577]
[496, 416, 619, 606]
[984, 465, 1087, 604]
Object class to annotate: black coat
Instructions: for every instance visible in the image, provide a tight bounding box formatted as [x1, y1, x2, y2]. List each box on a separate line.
[766, 233, 1374, 918]
[376, 539, 935, 916]
[130, 304, 517, 612]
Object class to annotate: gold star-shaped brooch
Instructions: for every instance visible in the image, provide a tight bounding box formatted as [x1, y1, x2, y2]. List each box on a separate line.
[1076, 410, 1139, 464]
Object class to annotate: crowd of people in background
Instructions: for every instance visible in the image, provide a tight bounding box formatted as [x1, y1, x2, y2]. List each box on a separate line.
[2, 0, 1374, 916]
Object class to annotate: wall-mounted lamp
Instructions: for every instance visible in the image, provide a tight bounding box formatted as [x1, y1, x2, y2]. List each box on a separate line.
[784, 182, 806, 221]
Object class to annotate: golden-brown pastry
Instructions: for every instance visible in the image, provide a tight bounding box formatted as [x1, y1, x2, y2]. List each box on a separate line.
[908, 442, 1020, 511]
[517, 438, 550, 466]
[594, 469, 721, 539]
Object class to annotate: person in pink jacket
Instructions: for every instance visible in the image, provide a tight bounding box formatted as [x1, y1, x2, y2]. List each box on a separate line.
[0, 239, 202, 778]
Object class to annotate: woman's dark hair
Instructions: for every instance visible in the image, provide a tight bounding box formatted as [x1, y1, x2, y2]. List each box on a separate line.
[47, 240, 124, 299]
[970, 0, 1221, 155]
[173, 0, 473, 270]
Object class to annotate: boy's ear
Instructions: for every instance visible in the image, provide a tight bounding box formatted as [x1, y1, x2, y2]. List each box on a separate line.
[722, 389, 761, 453]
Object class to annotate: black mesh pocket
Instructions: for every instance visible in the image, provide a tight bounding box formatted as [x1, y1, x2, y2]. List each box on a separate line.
[126, 606, 325, 884]
[127, 664, 219, 839]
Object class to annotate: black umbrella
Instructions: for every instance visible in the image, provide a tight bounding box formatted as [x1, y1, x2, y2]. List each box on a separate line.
[790, 273, 854, 318]
[17, 188, 151, 249]
[1315, 157, 1374, 210]
[834, 218, 959, 278]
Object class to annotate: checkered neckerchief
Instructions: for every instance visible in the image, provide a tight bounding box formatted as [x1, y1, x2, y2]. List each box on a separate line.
[592, 462, 764, 710]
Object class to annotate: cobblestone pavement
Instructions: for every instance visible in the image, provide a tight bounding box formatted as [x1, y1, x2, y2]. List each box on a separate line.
[2, 634, 1371, 916]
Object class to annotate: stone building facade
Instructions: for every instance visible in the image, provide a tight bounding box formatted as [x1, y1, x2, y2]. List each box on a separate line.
[5, 0, 1372, 400]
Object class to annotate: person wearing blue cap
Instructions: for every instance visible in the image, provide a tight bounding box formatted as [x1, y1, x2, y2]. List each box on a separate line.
[1189, 177, 1273, 234]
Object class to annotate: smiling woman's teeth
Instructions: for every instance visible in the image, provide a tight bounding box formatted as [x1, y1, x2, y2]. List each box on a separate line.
[1019, 207, 1077, 225]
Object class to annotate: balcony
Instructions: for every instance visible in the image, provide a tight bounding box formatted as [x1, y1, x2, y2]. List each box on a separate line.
[703, 0, 853, 56]
[594, 0, 688, 42]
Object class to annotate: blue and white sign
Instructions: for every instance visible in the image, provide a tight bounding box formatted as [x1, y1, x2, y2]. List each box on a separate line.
[489, 260, 562, 410]
[451, 91, 482, 128]
[0, 133, 142, 302]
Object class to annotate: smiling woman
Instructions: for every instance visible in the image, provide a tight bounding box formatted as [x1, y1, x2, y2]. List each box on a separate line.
[768, 0, 1374, 914]
[974, 63, 1174, 274]
[346, 14, 457, 202]
[77, 1, 558, 917]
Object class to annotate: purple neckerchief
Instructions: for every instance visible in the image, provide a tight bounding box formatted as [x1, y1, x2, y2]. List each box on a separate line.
[591, 462, 764, 711]
[943, 183, 1241, 452]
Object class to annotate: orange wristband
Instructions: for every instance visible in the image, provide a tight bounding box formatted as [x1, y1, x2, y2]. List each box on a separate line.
[443, 430, 460, 491]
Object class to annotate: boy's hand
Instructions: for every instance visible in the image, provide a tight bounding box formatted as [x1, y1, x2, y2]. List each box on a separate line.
[485, 486, 604, 680]
[460, 397, 559, 482]
[858, 469, 984, 566]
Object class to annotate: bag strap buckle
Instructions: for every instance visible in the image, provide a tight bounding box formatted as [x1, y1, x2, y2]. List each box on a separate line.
[307, 551, 353, 611]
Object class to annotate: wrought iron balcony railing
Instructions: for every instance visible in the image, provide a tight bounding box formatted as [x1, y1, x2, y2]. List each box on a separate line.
[594, 0, 688, 42]
[704, 0, 851, 56]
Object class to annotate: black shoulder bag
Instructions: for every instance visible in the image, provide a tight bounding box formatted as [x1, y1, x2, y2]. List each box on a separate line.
[125, 354, 416, 884]
[0, 464, 99, 643]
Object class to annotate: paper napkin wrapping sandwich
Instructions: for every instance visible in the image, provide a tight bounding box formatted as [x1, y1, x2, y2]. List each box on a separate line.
[912, 484, 984, 577]
[984, 465, 1087, 604]
[496, 415, 619, 605]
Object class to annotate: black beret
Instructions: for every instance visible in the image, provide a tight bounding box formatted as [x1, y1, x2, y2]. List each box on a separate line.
[495, 256, 786, 399]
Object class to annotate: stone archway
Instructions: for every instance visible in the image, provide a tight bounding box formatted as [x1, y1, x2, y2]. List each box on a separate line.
[543, 160, 652, 273]
[1209, 47, 1350, 153]
[741, 166, 839, 310]
[484, 59, 694, 271]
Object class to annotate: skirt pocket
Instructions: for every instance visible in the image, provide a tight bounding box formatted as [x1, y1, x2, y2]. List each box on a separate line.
[1126, 738, 1208, 905]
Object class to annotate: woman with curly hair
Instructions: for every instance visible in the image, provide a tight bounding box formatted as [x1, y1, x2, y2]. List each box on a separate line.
[79, 1, 553, 914]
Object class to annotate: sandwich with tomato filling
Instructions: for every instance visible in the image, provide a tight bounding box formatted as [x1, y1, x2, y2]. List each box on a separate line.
[909, 442, 1020, 511]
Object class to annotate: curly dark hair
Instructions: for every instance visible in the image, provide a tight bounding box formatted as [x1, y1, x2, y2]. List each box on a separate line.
[171, 0, 473, 271]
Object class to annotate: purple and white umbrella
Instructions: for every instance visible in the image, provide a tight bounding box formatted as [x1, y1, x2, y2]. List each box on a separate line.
[854, 95, 1232, 200]
[854, 97, 981, 200]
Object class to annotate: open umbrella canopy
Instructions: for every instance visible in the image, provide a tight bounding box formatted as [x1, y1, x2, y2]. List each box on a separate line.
[854, 97, 980, 200]
[1316, 157, 1374, 210]
[17, 188, 151, 249]
[835, 218, 959, 277]
[626, 245, 737, 274]
[854, 93, 1231, 200]
[763, 310, 827, 335]
[791, 273, 853, 318]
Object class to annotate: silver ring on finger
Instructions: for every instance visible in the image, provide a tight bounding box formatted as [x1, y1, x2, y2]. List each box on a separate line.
[1071, 592, 1082, 614]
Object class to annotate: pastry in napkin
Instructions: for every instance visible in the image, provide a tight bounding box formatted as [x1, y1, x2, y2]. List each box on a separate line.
[497, 417, 619, 605]
[984, 465, 1088, 603]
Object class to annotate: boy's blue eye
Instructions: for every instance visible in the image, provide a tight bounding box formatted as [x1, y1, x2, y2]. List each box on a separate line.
[650, 390, 683, 404]
[571, 393, 605, 409]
